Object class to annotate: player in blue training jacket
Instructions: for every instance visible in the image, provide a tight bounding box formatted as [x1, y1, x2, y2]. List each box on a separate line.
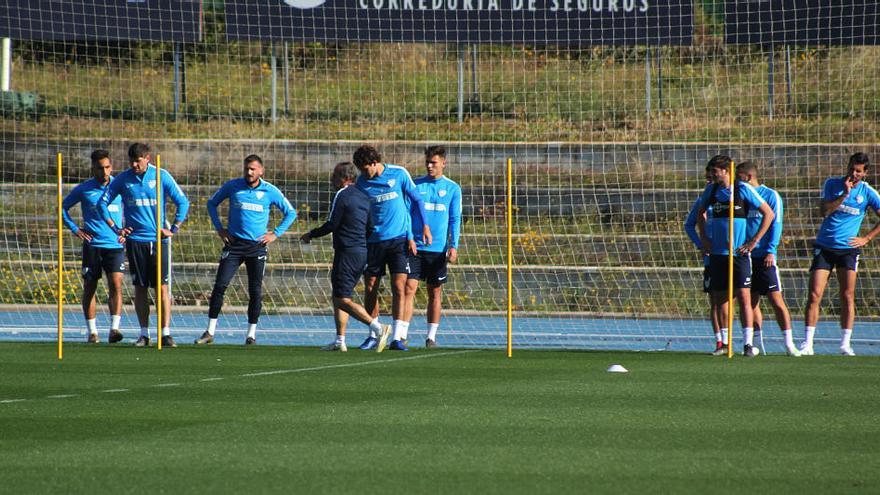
[801, 153, 880, 357]
[300, 162, 391, 352]
[62, 149, 126, 344]
[736, 161, 800, 357]
[401, 145, 462, 349]
[195, 155, 297, 346]
[695, 155, 775, 357]
[98, 143, 190, 348]
[352, 145, 431, 352]
[684, 163, 728, 355]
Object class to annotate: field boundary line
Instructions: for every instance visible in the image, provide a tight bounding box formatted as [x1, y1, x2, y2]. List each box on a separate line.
[240, 350, 479, 378]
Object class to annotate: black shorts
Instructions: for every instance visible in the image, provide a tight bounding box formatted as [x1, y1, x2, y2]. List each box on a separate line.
[702, 265, 711, 294]
[408, 250, 449, 286]
[364, 238, 410, 278]
[750, 254, 782, 295]
[331, 249, 367, 298]
[810, 246, 860, 273]
[126, 240, 171, 288]
[214, 238, 268, 288]
[708, 254, 752, 291]
[81, 244, 125, 281]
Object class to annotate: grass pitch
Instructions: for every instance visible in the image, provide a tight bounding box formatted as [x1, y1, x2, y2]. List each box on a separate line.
[1, 343, 879, 494]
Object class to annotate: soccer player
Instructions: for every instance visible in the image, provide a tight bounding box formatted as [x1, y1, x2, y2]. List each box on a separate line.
[801, 152, 880, 356]
[696, 155, 775, 357]
[62, 149, 125, 344]
[684, 164, 728, 355]
[98, 143, 189, 348]
[402, 146, 462, 349]
[353, 145, 431, 352]
[735, 162, 800, 356]
[300, 162, 391, 351]
[196, 155, 297, 346]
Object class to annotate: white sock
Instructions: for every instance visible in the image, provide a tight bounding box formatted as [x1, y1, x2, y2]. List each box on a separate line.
[841, 328, 853, 349]
[400, 321, 410, 341]
[713, 331, 722, 343]
[392, 320, 406, 341]
[805, 326, 816, 346]
[247, 324, 257, 339]
[86, 318, 98, 335]
[782, 329, 795, 348]
[336, 334, 345, 344]
[162, 327, 170, 337]
[428, 323, 440, 341]
[110, 315, 121, 330]
[206, 318, 218, 336]
[140, 327, 150, 338]
[743, 327, 754, 346]
[720, 328, 729, 346]
[369, 319, 382, 338]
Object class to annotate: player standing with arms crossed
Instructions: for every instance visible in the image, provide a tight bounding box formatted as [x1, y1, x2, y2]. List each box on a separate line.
[696, 155, 775, 357]
[401, 146, 462, 349]
[301, 162, 391, 352]
[196, 155, 297, 346]
[353, 145, 431, 352]
[800, 153, 880, 356]
[99, 143, 189, 347]
[62, 149, 126, 344]
[735, 162, 800, 356]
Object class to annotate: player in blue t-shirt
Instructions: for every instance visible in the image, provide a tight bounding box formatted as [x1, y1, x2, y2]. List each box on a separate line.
[401, 146, 462, 349]
[695, 155, 775, 357]
[353, 145, 431, 352]
[62, 149, 126, 344]
[684, 164, 728, 355]
[736, 162, 799, 357]
[801, 153, 880, 356]
[300, 162, 391, 352]
[98, 143, 190, 348]
[195, 155, 298, 346]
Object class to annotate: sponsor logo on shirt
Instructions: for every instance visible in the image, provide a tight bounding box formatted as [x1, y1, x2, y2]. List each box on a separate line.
[107, 205, 121, 212]
[425, 202, 446, 211]
[239, 202, 264, 212]
[837, 204, 861, 216]
[375, 192, 399, 203]
[133, 198, 158, 207]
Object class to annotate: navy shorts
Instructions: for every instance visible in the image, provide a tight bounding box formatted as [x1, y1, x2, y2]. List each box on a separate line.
[81, 244, 125, 281]
[126, 240, 171, 288]
[708, 254, 752, 291]
[750, 255, 782, 295]
[332, 249, 367, 298]
[364, 238, 410, 278]
[810, 246, 860, 273]
[408, 250, 449, 286]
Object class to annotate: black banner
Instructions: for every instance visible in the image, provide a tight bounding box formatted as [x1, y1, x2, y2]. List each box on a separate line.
[225, 0, 692, 45]
[0, 1, 202, 42]
[725, 1, 879, 46]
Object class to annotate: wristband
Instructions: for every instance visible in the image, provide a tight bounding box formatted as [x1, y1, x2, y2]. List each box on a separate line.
[170, 224, 180, 234]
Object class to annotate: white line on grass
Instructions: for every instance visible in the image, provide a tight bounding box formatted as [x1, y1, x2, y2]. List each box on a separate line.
[1, 399, 26, 404]
[240, 350, 479, 378]
[153, 383, 181, 388]
[47, 394, 78, 399]
[200, 377, 224, 382]
[102, 389, 129, 393]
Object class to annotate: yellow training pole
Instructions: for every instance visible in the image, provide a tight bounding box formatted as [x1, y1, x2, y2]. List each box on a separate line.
[506, 157, 513, 358]
[727, 161, 735, 359]
[57, 153, 63, 360]
[156, 154, 163, 350]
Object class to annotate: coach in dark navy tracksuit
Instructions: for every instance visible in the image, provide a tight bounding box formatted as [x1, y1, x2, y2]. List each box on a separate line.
[301, 162, 390, 352]
[196, 154, 297, 346]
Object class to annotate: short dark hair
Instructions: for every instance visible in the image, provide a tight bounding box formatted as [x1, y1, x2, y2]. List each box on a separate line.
[332, 162, 358, 183]
[244, 154, 263, 166]
[353, 145, 382, 167]
[90, 149, 110, 166]
[736, 161, 758, 177]
[849, 152, 870, 168]
[424, 145, 447, 160]
[128, 143, 150, 162]
[707, 154, 734, 172]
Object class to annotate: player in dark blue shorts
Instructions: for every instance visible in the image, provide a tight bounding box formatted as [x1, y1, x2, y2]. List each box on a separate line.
[197, 155, 297, 346]
[62, 149, 126, 343]
[403, 146, 462, 349]
[696, 155, 776, 357]
[99, 143, 189, 347]
[301, 162, 391, 352]
[801, 153, 880, 356]
[736, 162, 799, 356]
[353, 145, 430, 352]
